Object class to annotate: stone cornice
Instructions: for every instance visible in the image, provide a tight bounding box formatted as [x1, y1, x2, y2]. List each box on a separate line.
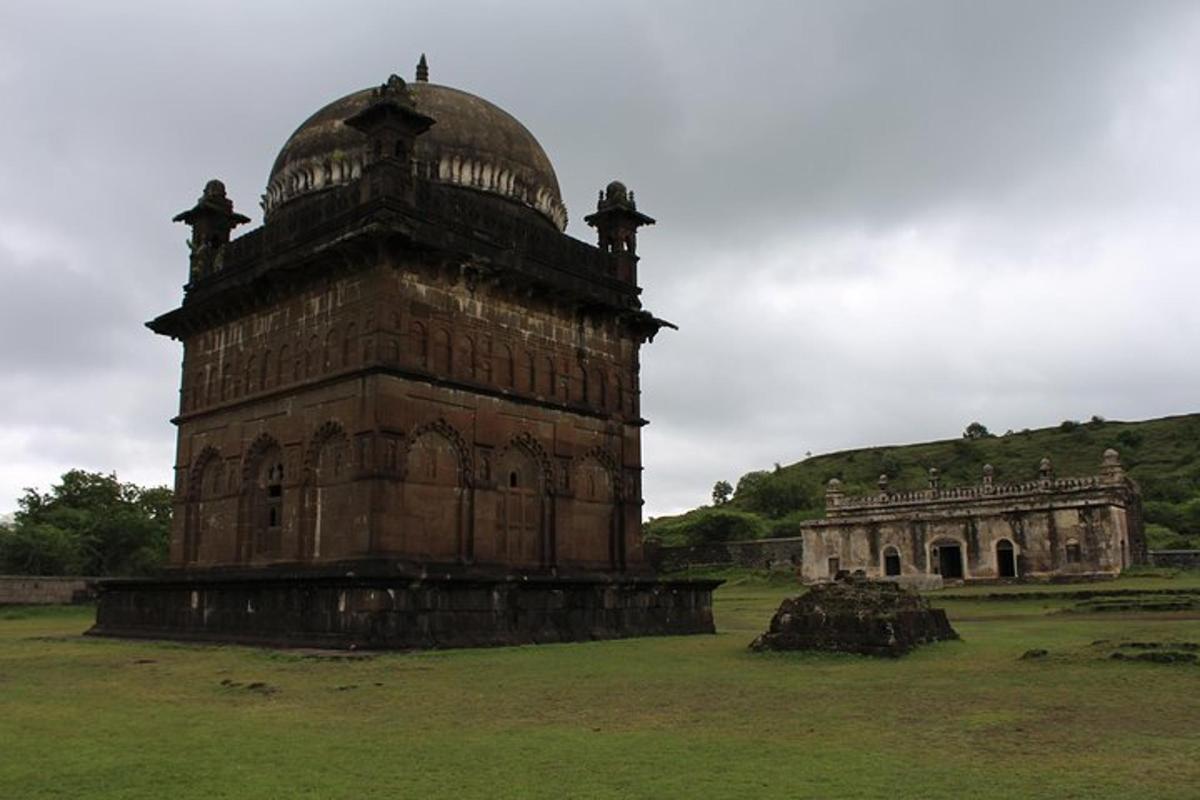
[822, 475, 1138, 523]
[150, 180, 653, 341]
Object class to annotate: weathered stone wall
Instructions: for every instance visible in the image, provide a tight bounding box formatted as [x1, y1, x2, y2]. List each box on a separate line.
[647, 537, 804, 572]
[799, 507, 1131, 582]
[803, 454, 1143, 583]
[90, 568, 719, 649]
[1149, 550, 1200, 569]
[0, 576, 97, 605]
[169, 256, 645, 576]
[651, 455, 1146, 584]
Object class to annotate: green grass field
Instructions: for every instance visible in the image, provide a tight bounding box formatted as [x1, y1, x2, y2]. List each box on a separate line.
[3, 574, 1199, 799]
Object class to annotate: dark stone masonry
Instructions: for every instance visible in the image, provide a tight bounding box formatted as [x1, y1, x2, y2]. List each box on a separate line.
[92, 565, 717, 650]
[91, 57, 718, 648]
[750, 578, 958, 657]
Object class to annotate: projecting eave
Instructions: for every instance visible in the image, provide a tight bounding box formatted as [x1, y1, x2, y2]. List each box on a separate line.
[622, 309, 677, 343]
[147, 310, 183, 340]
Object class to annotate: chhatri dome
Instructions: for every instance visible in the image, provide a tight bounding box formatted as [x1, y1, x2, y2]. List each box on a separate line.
[263, 55, 567, 230]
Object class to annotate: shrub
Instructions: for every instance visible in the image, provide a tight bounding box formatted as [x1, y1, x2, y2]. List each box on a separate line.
[1139, 476, 1195, 504]
[0, 523, 84, 575]
[764, 510, 821, 539]
[733, 470, 816, 518]
[1144, 523, 1195, 551]
[1116, 429, 1143, 450]
[1143, 500, 1186, 533]
[681, 510, 765, 545]
[879, 453, 903, 479]
[963, 422, 990, 439]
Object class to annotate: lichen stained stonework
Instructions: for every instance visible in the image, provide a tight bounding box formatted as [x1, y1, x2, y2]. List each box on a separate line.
[90, 59, 717, 649]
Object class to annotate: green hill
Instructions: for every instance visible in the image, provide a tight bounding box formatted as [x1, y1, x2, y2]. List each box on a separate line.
[646, 414, 1200, 551]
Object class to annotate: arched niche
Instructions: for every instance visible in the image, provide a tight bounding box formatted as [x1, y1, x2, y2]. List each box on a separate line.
[564, 451, 620, 568]
[303, 423, 352, 561]
[400, 422, 469, 561]
[184, 448, 224, 564]
[493, 440, 549, 568]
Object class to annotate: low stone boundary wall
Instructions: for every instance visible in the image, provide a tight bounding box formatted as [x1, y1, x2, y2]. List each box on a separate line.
[647, 537, 804, 573]
[0, 576, 98, 605]
[1148, 550, 1200, 569]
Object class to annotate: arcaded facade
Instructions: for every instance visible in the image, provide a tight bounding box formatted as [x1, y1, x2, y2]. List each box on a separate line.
[800, 451, 1146, 583]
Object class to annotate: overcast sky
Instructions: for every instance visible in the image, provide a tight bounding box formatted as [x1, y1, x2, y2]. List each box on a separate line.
[2, 1, 1199, 517]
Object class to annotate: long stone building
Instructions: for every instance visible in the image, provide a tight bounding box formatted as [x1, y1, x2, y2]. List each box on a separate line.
[650, 450, 1147, 583]
[802, 450, 1145, 582]
[91, 60, 718, 648]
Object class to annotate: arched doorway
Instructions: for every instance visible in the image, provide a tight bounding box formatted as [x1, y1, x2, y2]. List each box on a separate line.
[930, 539, 964, 579]
[883, 545, 901, 577]
[305, 426, 352, 561]
[996, 539, 1017, 578]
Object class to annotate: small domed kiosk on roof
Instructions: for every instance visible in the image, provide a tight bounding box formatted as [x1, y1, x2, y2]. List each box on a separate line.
[90, 56, 715, 651]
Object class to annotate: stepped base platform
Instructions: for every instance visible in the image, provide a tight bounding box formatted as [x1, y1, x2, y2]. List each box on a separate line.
[88, 563, 721, 650]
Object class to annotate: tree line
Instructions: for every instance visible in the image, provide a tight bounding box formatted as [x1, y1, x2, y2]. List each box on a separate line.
[0, 470, 171, 576]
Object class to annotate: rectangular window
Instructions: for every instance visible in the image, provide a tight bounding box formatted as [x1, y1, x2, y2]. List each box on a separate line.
[828, 557, 840, 576]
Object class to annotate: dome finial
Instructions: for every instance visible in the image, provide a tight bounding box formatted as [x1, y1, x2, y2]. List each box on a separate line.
[416, 53, 429, 82]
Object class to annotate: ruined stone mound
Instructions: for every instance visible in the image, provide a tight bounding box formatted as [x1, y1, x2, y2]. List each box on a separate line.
[749, 578, 958, 657]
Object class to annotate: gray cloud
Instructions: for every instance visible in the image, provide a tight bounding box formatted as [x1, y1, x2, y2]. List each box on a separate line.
[1, 1, 1198, 516]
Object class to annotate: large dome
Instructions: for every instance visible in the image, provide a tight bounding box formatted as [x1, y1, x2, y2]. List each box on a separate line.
[264, 76, 567, 230]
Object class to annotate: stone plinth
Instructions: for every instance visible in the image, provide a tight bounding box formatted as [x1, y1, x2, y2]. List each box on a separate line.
[750, 579, 957, 657]
[88, 564, 720, 650]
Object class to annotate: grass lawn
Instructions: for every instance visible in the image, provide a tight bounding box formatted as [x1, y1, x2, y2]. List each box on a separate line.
[2, 573, 1199, 799]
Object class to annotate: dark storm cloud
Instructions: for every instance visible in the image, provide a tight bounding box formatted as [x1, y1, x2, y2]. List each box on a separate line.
[1, 0, 1198, 514]
[0, 244, 144, 373]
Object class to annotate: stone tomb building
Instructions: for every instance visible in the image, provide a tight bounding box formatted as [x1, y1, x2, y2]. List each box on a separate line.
[801, 451, 1146, 583]
[91, 62, 718, 648]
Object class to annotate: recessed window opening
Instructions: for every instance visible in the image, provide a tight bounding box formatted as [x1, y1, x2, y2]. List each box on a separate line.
[883, 547, 901, 577]
[1065, 539, 1081, 564]
[266, 463, 284, 531]
[509, 471, 518, 488]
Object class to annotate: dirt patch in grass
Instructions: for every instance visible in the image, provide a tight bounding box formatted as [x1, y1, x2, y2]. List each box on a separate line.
[218, 678, 280, 695]
[1067, 596, 1200, 613]
[940, 587, 1200, 602]
[1083, 638, 1200, 666]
